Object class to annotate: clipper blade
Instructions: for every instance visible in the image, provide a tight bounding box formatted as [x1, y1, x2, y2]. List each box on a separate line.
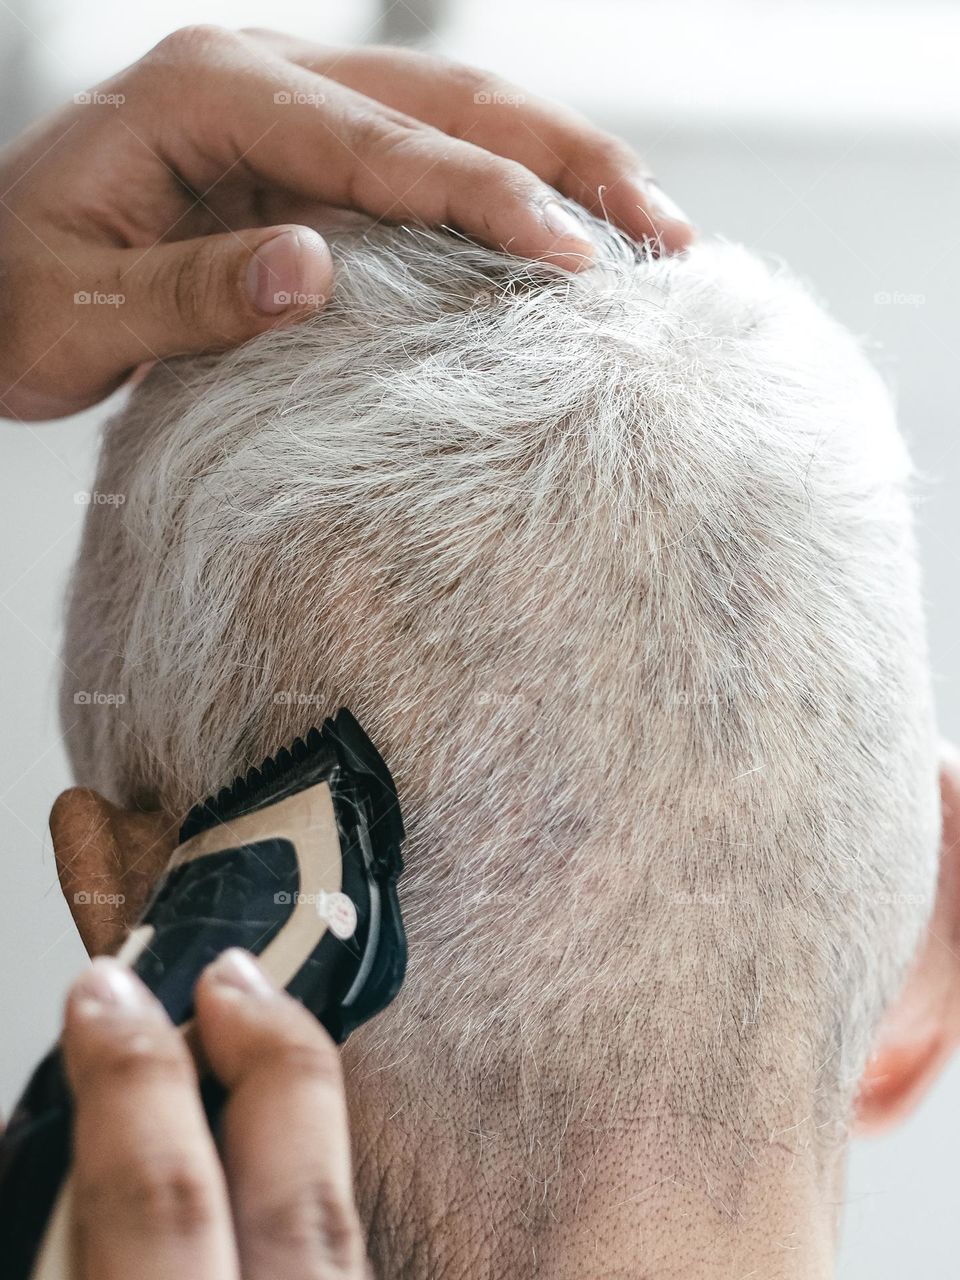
[179, 724, 335, 843]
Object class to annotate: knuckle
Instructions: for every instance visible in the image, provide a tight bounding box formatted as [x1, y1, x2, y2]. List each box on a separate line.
[238, 25, 282, 41]
[73, 1028, 191, 1096]
[438, 58, 499, 101]
[145, 24, 238, 71]
[340, 118, 432, 217]
[265, 1034, 343, 1091]
[588, 134, 641, 175]
[163, 243, 224, 334]
[348, 113, 419, 164]
[470, 153, 542, 205]
[75, 1152, 217, 1239]
[248, 1177, 363, 1269]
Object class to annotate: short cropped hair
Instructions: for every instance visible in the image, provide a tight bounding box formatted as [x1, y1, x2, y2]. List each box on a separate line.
[62, 210, 940, 1170]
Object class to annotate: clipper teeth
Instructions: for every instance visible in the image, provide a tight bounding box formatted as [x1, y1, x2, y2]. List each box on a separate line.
[178, 721, 332, 844]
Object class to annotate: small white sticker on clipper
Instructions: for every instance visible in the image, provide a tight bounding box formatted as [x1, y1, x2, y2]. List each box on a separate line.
[316, 890, 358, 940]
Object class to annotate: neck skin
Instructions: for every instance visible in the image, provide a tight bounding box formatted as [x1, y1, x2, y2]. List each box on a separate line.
[344, 1059, 844, 1280]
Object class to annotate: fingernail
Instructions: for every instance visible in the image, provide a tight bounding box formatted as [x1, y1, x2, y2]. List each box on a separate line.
[71, 957, 150, 1017]
[205, 948, 276, 998]
[644, 181, 692, 228]
[245, 228, 329, 316]
[541, 200, 595, 253]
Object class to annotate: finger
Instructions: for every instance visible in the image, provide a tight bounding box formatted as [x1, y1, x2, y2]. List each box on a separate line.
[114, 225, 333, 363]
[140, 27, 597, 270]
[22, 226, 332, 407]
[241, 33, 694, 253]
[61, 958, 239, 1280]
[194, 949, 366, 1280]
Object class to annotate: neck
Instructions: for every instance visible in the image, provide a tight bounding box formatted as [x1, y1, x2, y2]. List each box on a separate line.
[532, 1145, 841, 1280]
[345, 1059, 843, 1280]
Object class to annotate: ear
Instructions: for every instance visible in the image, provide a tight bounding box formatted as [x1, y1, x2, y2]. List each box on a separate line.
[49, 788, 179, 957]
[855, 749, 960, 1133]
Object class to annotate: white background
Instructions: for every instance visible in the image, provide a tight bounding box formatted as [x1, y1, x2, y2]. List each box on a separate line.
[1, 2, 959, 1275]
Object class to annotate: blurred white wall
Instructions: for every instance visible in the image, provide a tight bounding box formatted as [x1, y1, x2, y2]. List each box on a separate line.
[2, 3, 958, 1276]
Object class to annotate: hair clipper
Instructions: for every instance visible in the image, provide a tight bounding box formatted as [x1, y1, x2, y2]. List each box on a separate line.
[0, 708, 407, 1280]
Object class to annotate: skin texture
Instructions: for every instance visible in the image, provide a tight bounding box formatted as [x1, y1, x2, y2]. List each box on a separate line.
[0, 26, 693, 421]
[39, 208, 955, 1274]
[43, 754, 960, 1277]
[60, 948, 370, 1280]
[4, 42, 952, 1267]
[0, 44, 685, 1272]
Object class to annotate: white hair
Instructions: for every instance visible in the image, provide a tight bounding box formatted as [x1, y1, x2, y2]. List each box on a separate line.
[61, 211, 939, 1177]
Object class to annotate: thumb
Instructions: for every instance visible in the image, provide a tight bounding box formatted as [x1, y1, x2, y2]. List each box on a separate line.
[117, 224, 333, 360]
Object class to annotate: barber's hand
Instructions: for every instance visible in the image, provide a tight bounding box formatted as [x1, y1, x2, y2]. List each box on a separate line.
[61, 949, 368, 1279]
[0, 27, 693, 421]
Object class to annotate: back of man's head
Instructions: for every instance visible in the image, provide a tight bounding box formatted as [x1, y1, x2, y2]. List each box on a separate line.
[61, 210, 941, 1275]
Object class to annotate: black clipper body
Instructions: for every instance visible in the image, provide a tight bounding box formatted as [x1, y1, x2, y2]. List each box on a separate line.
[0, 709, 407, 1280]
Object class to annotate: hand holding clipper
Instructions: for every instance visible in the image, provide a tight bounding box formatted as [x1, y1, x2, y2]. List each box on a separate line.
[0, 709, 407, 1279]
[58, 946, 368, 1280]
